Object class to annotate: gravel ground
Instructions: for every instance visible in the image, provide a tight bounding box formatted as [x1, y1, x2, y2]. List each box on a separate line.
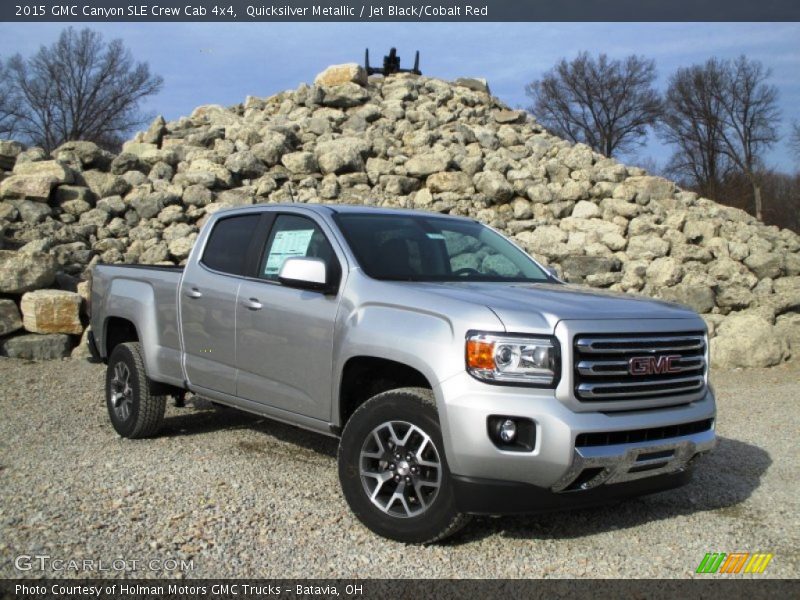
[0, 357, 797, 579]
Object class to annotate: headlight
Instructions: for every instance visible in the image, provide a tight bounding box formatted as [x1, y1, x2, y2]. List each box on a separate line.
[466, 332, 560, 387]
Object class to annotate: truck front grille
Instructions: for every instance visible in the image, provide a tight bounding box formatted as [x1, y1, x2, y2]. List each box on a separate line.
[573, 331, 706, 402]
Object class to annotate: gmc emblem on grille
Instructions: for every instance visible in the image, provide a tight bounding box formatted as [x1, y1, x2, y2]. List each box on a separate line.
[628, 354, 682, 375]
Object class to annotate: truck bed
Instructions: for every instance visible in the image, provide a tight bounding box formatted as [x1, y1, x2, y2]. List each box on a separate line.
[90, 263, 185, 386]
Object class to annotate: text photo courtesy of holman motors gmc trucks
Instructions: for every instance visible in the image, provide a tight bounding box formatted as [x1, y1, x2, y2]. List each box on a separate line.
[88, 204, 716, 543]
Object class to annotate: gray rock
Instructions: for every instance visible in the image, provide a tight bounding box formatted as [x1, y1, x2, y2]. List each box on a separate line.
[78, 207, 110, 228]
[0, 140, 24, 170]
[251, 131, 290, 167]
[314, 63, 368, 87]
[474, 171, 513, 204]
[380, 175, 419, 195]
[110, 153, 144, 175]
[139, 242, 169, 264]
[646, 257, 684, 288]
[0, 250, 56, 294]
[130, 193, 165, 219]
[96, 195, 126, 215]
[571, 200, 600, 219]
[142, 115, 167, 145]
[711, 311, 788, 368]
[426, 172, 474, 194]
[744, 250, 782, 280]
[715, 286, 754, 311]
[320, 83, 370, 108]
[658, 284, 716, 314]
[0, 174, 58, 201]
[560, 256, 620, 283]
[148, 161, 174, 182]
[224, 151, 266, 179]
[315, 138, 368, 175]
[493, 110, 526, 124]
[52, 141, 104, 168]
[82, 170, 131, 199]
[15, 200, 51, 223]
[453, 77, 490, 93]
[626, 235, 670, 260]
[281, 152, 318, 174]
[404, 152, 451, 178]
[776, 312, 800, 352]
[0, 298, 23, 336]
[0, 333, 71, 360]
[183, 185, 214, 207]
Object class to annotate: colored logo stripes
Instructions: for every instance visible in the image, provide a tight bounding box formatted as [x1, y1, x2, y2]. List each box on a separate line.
[696, 552, 774, 574]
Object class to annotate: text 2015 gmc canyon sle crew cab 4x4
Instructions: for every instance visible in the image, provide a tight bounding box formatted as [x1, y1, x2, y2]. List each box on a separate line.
[89, 204, 716, 543]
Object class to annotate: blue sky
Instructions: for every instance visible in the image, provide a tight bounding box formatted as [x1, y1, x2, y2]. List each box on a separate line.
[1, 22, 798, 171]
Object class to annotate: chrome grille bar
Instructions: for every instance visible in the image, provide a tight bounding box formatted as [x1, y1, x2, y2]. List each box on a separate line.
[573, 331, 707, 403]
[577, 376, 705, 399]
[575, 336, 704, 354]
[576, 356, 706, 377]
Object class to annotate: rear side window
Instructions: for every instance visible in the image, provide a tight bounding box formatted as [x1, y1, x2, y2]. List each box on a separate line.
[201, 214, 261, 276]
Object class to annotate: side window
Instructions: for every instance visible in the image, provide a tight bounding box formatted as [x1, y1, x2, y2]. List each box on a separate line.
[201, 214, 261, 276]
[260, 214, 337, 281]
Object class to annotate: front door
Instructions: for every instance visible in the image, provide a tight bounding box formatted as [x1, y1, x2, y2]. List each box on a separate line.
[235, 213, 343, 420]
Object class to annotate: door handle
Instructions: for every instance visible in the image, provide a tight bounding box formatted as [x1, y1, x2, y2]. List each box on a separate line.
[242, 297, 262, 311]
[185, 288, 203, 299]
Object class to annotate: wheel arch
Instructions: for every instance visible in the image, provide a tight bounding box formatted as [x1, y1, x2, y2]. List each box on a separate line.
[336, 355, 437, 430]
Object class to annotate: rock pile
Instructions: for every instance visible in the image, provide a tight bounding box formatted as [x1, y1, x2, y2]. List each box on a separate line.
[0, 64, 798, 367]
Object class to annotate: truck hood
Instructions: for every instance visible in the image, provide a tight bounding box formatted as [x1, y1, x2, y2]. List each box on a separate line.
[406, 281, 700, 332]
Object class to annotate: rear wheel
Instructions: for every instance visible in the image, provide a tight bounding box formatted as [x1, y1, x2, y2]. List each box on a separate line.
[105, 342, 166, 438]
[338, 387, 470, 543]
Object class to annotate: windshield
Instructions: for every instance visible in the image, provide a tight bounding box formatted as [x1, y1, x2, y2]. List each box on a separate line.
[335, 213, 550, 283]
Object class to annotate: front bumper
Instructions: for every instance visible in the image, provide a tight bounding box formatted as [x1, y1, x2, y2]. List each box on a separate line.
[452, 469, 693, 515]
[436, 371, 716, 493]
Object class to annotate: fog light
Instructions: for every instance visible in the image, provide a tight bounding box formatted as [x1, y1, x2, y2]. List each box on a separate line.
[499, 419, 517, 442]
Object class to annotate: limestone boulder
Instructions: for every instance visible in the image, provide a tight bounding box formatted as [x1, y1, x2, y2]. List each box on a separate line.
[1, 333, 71, 360]
[0, 250, 57, 294]
[20, 289, 83, 335]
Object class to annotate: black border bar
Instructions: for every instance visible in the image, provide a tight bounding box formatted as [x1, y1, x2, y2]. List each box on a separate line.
[2, 1, 800, 22]
[1, 579, 799, 600]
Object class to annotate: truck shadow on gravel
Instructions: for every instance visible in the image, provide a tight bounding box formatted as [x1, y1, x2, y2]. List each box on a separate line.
[158, 399, 339, 458]
[450, 436, 771, 544]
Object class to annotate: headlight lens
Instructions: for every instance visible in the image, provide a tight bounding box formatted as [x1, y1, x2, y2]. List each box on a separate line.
[466, 332, 560, 386]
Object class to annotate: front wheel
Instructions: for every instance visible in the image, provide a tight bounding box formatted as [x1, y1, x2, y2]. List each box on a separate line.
[338, 387, 470, 543]
[105, 342, 166, 438]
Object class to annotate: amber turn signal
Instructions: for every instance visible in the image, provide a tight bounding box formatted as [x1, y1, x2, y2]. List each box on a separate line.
[466, 339, 495, 370]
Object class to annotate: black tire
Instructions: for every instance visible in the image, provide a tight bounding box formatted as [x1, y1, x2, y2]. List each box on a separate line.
[105, 342, 166, 439]
[338, 387, 470, 543]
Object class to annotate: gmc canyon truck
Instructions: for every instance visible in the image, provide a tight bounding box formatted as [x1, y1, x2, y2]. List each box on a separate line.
[89, 204, 716, 543]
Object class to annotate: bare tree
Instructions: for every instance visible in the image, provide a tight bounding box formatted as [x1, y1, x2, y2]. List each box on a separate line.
[2, 27, 163, 151]
[0, 59, 20, 138]
[525, 52, 662, 158]
[660, 59, 732, 200]
[791, 122, 800, 163]
[714, 56, 780, 221]
[663, 57, 780, 220]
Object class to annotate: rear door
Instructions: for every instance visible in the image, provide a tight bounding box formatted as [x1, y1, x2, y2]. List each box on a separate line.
[180, 212, 264, 395]
[235, 212, 344, 420]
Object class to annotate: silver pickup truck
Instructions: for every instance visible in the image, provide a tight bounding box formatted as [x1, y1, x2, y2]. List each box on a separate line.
[89, 204, 716, 543]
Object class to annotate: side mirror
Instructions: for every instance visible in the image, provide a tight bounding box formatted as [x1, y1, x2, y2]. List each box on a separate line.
[278, 257, 331, 292]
